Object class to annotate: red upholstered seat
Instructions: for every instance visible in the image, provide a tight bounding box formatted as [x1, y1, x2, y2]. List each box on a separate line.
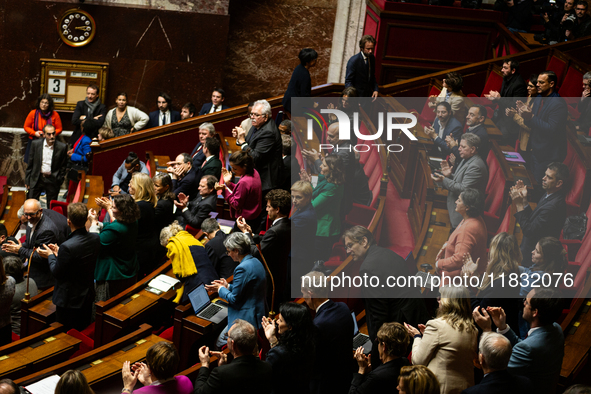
[496, 205, 512, 234]
[50, 200, 68, 217]
[185, 224, 200, 237]
[382, 181, 414, 258]
[561, 196, 591, 261]
[563, 140, 587, 216]
[159, 326, 174, 341]
[559, 67, 584, 102]
[547, 55, 568, 84]
[0, 176, 6, 195]
[419, 85, 442, 124]
[480, 70, 503, 97]
[484, 151, 506, 235]
[67, 328, 94, 359]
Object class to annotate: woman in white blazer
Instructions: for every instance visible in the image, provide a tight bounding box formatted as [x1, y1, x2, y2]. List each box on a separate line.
[104, 92, 149, 137]
[405, 285, 478, 394]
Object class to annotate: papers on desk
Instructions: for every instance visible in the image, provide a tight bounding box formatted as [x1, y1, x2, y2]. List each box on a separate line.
[147, 275, 180, 293]
[25, 374, 61, 394]
[219, 225, 233, 234]
[502, 151, 526, 163]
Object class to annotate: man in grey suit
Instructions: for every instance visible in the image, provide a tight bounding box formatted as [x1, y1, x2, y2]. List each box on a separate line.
[473, 288, 564, 394]
[25, 124, 67, 207]
[431, 133, 489, 228]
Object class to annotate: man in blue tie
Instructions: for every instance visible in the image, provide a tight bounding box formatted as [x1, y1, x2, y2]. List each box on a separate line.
[510, 162, 569, 267]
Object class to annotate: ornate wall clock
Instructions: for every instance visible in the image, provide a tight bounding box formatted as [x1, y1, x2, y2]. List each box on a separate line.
[57, 9, 96, 47]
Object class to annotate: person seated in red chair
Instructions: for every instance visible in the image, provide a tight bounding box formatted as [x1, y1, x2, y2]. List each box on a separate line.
[435, 188, 488, 281]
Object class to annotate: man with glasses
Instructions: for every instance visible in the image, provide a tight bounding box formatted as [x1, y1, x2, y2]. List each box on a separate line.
[232, 99, 283, 210]
[1, 199, 64, 289]
[342, 225, 429, 367]
[25, 124, 67, 207]
[573, 72, 591, 133]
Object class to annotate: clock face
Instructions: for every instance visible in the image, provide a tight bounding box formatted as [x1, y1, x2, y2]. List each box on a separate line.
[57, 9, 96, 47]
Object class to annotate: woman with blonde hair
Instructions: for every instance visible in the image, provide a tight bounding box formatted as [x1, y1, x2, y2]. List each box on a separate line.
[397, 365, 440, 394]
[159, 221, 218, 303]
[55, 370, 94, 394]
[463, 232, 522, 331]
[405, 286, 478, 394]
[129, 172, 158, 276]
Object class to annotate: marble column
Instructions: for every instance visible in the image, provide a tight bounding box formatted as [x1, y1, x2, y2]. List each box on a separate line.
[327, 0, 366, 85]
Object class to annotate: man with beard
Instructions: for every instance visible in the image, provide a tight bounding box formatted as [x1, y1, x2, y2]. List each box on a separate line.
[485, 59, 528, 146]
[70, 84, 107, 143]
[423, 101, 463, 158]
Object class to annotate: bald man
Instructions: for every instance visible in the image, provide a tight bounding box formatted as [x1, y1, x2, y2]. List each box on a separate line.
[1, 199, 64, 289]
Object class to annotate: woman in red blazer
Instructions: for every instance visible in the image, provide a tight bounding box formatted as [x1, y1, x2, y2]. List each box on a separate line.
[23, 93, 62, 163]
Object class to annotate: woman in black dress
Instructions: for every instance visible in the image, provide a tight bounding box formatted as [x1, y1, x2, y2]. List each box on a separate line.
[262, 302, 315, 394]
[129, 172, 158, 276]
[282, 48, 318, 116]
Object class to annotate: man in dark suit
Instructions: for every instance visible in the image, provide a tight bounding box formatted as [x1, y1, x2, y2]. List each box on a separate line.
[70, 84, 107, 143]
[237, 189, 291, 305]
[25, 124, 67, 207]
[191, 123, 217, 168]
[511, 162, 568, 267]
[345, 35, 379, 99]
[462, 332, 532, 394]
[197, 137, 222, 182]
[301, 271, 353, 394]
[168, 153, 199, 200]
[1, 199, 65, 289]
[448, 105, 491, 161]
[181, 102, 197, 120]
[201, 218, 237, 279]
[424, 101, 463, 158]
[518, 70, 568, 186]
[290, 181, 317, 289]
[485, 59, 528, 146]
[175, 175, 218, 230]
[37, 203, 100, 330]
[44, 207, 69, 241]
[343, 225, 429, 367]
[474, 288, 564, 394]
[146, 92, 181, 129]
[233, 99, 283, 196]
[194, 319, 273, 393]
[198, 88, 230, 116]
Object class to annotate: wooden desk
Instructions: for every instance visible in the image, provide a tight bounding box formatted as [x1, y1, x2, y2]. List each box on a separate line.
[20, 286, 56, 338]
[15, 324, 161, 388]
[154, 156, 171, 172]
[0, 190, 27, 237]
[0, 323, 80, 380]
[517, 32, 544, 49]
[94, 261, 177, 347]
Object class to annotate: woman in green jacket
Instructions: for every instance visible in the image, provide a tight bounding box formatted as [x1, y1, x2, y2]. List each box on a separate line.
[300, 154, 345, 261]
[89, 194, 141, 301]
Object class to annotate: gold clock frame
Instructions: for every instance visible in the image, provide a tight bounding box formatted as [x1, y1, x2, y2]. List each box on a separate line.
[57, 9, 97, 48]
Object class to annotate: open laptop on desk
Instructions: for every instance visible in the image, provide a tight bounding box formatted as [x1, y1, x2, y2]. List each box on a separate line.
[188, 284, 228, 324]
[352, 311, 372, 355]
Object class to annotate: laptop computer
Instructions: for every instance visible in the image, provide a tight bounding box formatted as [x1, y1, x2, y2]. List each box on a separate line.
[187, 284, 228, 324]
[352, 311, 372, 355]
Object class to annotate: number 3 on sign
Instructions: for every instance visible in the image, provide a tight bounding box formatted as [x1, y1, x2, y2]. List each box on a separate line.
[49, 78, 66, 95]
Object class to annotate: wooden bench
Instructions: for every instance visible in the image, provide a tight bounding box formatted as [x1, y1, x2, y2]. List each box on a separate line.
[15, 324, 162, 390]
[94, 261, 177, 347]
[0, 323, 80, 380]
[0, 189, 27, 237]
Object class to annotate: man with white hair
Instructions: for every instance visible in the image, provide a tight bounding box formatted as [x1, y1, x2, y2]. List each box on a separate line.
[232, 99, 283, 204]
[191, 122, 216, 168]
[462, 332, 532, 394]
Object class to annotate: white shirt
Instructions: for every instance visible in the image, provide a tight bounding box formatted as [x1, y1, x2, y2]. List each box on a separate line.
[28, 213, 43, 240]
[41, 141, 54, 174]
[208, 104, 222, 114]
[316, 299, 330, 313]
[159, 110, 171, 126]
[437, 118, 450, 139]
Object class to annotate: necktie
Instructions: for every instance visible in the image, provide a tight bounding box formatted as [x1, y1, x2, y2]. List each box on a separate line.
[212, 105, 218, 113]
[162, 114, 166, 126]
